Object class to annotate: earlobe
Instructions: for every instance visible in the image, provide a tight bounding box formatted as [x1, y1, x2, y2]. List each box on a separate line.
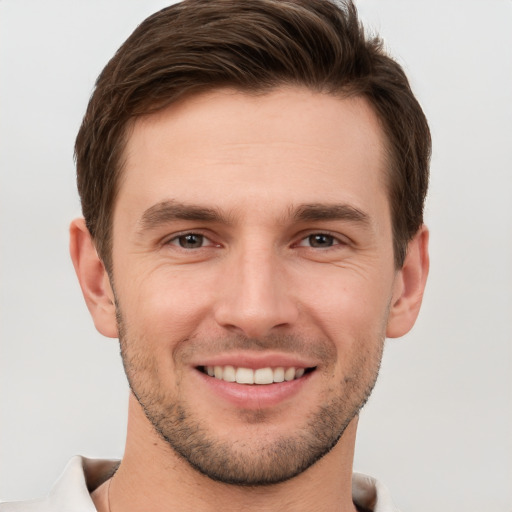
[386, 226, 429, 338]
[69, 218, 118, 338]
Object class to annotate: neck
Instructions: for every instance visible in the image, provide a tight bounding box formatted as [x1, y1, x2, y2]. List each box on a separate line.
[95, 395, 359, 512]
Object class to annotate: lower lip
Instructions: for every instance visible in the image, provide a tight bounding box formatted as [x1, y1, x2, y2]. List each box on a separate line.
[194, 369, 313, 409]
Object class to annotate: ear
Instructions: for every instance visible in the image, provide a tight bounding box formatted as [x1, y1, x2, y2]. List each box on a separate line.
[69, 218, 118, 338]
[386, 225, 429, 338]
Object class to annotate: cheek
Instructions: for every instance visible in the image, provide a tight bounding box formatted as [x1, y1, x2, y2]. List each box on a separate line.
[119, 266, 217, 344]
[299, 267, 393, 336]
[309, 277, 389, 385]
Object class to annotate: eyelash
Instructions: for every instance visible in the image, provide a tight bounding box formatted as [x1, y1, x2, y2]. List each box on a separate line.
[165, 231, 347, 250]
[166, 232, 218, 249]
[295, 232, 347, 249]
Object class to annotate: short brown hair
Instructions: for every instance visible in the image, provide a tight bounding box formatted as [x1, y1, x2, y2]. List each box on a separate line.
[75, 0, 430, 270]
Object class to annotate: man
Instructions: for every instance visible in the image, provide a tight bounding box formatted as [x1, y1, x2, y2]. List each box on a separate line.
[0, 0, 430, 511]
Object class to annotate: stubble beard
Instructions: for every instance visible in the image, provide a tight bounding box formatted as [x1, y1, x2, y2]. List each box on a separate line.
[117, 310, 385, 486]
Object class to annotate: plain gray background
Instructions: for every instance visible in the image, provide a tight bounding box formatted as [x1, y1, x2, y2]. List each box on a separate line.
[1, 1, 511, 510]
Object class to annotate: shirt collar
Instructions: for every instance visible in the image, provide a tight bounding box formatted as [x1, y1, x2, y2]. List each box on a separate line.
[38, 457, 399, 512]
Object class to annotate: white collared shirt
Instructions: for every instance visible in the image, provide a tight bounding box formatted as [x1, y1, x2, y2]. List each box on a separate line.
[0, 456, 400, 511]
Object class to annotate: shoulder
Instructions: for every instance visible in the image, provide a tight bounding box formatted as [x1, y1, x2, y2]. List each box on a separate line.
[0, 498, 52, 512]
[0, 456, 119, 512]
[352, 472, 401, 512]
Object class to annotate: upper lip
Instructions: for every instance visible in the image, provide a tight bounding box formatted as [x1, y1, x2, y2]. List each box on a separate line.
[192, 352, 318, 370]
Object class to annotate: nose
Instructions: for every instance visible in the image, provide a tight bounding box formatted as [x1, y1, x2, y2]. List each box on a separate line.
[214, 245, 299, 339]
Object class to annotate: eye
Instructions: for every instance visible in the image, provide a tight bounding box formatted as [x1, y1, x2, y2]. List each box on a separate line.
[297, 233, 343, 248]
[168, 233, 211, 249]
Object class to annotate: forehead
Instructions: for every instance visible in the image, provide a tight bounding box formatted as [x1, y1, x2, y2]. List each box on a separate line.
[117, 87, 389, 225]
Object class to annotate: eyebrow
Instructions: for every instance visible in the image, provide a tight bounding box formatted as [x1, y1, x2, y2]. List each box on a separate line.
[137, 200, 233, 233]
[137, 199, 371, 234]
[292, 203, 370, 225]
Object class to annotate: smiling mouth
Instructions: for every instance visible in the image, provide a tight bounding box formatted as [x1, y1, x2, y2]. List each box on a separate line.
[198, 365, 315, 385]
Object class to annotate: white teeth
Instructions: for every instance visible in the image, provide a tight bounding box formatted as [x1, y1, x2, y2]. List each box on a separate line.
[223, 365, 236, 382]
[284, 367, 296, 381]
[236, 367, 254, 384]
[204, 365, 307, 384]
[295, 368, 305, 378]
[273, 367, 285, 383]
[254, 367, 273, 385]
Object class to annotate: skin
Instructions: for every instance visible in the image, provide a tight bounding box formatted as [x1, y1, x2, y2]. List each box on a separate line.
[70, 87, 429, 512]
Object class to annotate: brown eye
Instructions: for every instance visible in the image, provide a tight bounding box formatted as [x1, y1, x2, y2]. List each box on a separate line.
[307, 234, 335, 248]
[176, 234, 204, 248]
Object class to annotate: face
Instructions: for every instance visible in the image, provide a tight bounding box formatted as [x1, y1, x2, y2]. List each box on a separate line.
[109, 87, 400, 484]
